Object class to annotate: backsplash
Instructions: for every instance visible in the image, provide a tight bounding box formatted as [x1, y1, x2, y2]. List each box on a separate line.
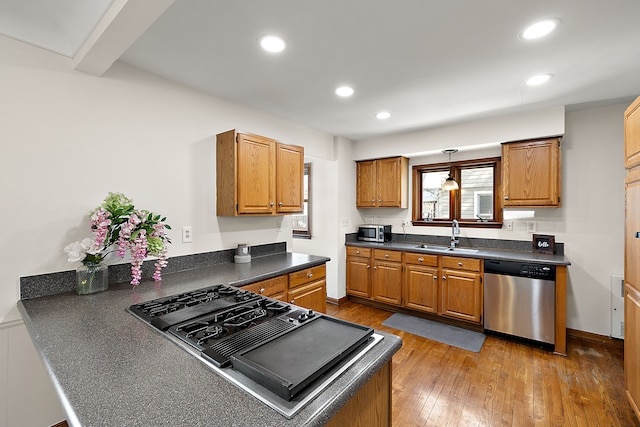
[345, 233, 564, 255]
[19, 242, 287, 300]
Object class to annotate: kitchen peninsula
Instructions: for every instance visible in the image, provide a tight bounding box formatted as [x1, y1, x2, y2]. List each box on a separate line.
[18, 249, 401, 427]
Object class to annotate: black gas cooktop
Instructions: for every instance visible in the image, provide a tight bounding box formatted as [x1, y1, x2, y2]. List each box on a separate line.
[128, 283, 382, 415]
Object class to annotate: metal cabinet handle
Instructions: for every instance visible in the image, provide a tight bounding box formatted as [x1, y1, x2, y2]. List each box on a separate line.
[371, 199, 375, 203]
[356, 250, 361, 254]
[385, 254, 389, 258]
[259, 288, 265, 293]
[290, 299, 295, 304]
[378, 199, 382, 203]
[442, 276, 447, 280]
[307, 273, 313, 278]
[374, 266, 378, 270]
[418, 257, 424, 262]
[458, 262, 463, 266]
[504, 196, 509, 200]
[367, 265, 370, 269]
[278, 201, 283, 207]
[270, 202, 275, 206]
[433, 275, 438, 280]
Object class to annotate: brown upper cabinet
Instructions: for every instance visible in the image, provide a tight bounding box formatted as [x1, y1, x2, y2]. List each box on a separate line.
[356, 156, 409, 208]
[502, 138, 561, 207]
[626, 97, 640, 169]
[216, 130, 304, 216]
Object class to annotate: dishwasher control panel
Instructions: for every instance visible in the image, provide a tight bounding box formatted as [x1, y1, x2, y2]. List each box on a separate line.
[484, 260, 555, 280]
[520, 264, 555, 279]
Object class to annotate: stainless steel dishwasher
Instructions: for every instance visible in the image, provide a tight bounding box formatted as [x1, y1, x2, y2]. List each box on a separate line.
[484, 260, 556, 345]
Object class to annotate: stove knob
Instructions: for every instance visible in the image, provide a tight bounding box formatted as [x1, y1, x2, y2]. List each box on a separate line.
[298, 312, 309, 321]
[307, 309, 315, 318]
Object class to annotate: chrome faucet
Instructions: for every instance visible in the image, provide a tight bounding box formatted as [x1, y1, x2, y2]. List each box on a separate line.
[451, 219, 460, 248]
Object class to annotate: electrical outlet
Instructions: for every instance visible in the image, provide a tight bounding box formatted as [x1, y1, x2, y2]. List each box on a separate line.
[402, 219, 412, 226]
[182, 226, 193, 243]
[504, 220, 513, 231]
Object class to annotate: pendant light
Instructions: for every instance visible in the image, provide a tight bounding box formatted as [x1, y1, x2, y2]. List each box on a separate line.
[442, 149, 459, 191]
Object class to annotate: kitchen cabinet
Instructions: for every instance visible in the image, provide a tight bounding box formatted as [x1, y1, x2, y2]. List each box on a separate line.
[403, 252, 439, 314]
[626, 97, 640, 169]
[242, 275, 287, 300]
[288, 264, 326, 313]
[440, 256, 483, 324]
[372, 249, 403, 306]
[356, 156, 408, 208]
[502, 138, 561, 207]
[625, 96, 640, 422]
[346, 246, 372, 298]
[216, 129, 304, 216]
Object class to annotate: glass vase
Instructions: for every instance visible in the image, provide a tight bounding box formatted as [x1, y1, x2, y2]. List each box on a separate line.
[76, 262, 109, 295]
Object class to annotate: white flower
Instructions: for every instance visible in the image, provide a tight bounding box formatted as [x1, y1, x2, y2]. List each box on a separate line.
[64, 241, 87, 263]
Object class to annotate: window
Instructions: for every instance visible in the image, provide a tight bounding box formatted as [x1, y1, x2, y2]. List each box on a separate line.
[292, 163, 311, 238]
[412, 157, 501, 227]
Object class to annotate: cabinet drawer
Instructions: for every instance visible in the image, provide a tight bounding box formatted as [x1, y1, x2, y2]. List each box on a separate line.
[442, 256, 481, 272]
[289, 265, 326, 289]
[373, 249, 403, 262]
[404, 252, 438, 266]
[242, 275, 287, 297]
[347, 246, 371, 258]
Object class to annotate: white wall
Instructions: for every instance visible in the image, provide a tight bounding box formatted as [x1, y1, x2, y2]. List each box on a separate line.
[0, 35, 336, 427]
[349, 103, 628, 337]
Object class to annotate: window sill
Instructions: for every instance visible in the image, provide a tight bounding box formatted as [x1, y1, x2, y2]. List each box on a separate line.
[412, 220, 503, 229]
[293, 233, 312, 239]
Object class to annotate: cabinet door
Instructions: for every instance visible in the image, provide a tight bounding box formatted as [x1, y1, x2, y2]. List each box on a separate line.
[236, 133, 276, 214]
[502, 138, 560, 207]
[440, 269, 482, 323]
[356, 160, 377, 207]
[288, 279, 326, 313]
[627, 169, 640, 293]
[625, 284, 640, 417]
[276, 143, 304, 213]
[404, 264, 439, 313]
[347, 256, 371, 298]
[626, 97, 640, 169]
[377, 157, 407, 208]
[372, 261, 402, 306]
[242, 275, 287, 299]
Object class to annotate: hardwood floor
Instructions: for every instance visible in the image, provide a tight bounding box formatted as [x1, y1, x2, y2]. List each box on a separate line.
[327, 301, 639, 427]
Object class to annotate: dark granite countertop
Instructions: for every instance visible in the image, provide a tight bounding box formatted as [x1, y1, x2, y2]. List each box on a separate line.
[17, 252, 402, 427]
[346, 235, 571, 266]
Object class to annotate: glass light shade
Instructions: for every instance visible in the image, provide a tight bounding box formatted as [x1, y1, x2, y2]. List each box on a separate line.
[442, 176, 459, 191]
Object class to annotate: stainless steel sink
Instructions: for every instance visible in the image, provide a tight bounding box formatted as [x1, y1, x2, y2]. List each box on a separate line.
[415, 244, 479, 253]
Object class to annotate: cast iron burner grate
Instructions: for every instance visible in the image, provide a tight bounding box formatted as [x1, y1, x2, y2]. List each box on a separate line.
[201, 318, 296, 367]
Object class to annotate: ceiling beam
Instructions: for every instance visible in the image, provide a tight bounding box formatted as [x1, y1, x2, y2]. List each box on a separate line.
[72, 0, 175, 76]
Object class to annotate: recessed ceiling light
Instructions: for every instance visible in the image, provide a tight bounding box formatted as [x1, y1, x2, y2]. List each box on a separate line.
[259, 35, 285, 53]
[521, 19, 558, 40]
[335, 86, 354, 97]
[526, 74, 552, 86]
[376, 111, 391, 120]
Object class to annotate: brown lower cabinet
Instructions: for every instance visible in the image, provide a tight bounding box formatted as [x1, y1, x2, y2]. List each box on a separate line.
[347, 247, 483, 326]
[326, 361, 391, 427]
[372, 249, 403, 306]
[288, 264, 327, 313]
[404, 252, 439, 314]
[440, 256, 483, 323]
[240, 264, 327, 314]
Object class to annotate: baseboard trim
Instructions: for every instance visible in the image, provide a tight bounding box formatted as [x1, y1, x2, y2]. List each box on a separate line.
[327, 296, 349, 306]
[567, 327, 624, 349]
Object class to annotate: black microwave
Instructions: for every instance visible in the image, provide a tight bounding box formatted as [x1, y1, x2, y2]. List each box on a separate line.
[357, 224, 392, 242]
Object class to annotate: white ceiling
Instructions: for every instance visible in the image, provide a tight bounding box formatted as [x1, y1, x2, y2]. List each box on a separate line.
[3, 0, 640, 140]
